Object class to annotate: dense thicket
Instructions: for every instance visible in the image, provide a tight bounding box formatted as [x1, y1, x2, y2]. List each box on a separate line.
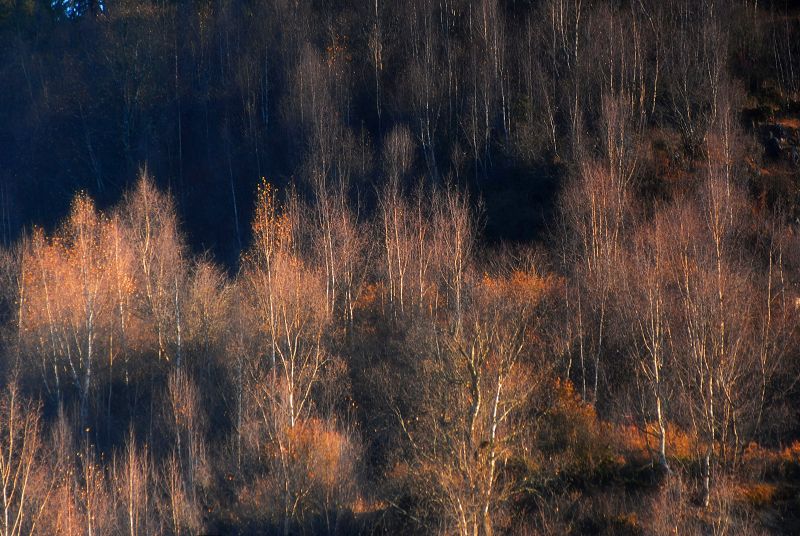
[2, 0, 800, 534]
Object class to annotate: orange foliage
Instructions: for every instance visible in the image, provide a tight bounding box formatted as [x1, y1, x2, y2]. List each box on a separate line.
[540, 379, 622, 473]
[326, 34, 351, 68]
[740, 482, 779, 507]
[549, 378, 599, 428]
[779, 440, 800, 464]
[775, 116, 800, 129]
[616, 422, 697, 463]
[479, 269, 552, 306]
[249, 180, 293, 264]
[286, 418, 354, 491]
[355, 282, 380, 310]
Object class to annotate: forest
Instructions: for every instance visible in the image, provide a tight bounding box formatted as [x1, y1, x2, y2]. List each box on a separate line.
[2, 0, 800, 534]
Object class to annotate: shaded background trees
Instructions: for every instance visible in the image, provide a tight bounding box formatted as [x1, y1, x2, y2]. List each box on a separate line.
[5, 0, 790, 264]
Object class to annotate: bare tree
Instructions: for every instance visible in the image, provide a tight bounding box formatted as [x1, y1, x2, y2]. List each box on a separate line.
[0, 381, 46, 536]
[431, 185, 477, 330]
[164, 369, 206, 535]
[560, 89, 641, 404]
[625, 219, 672, 472]
[242, 182, 346, 535]
[394, 268, 548, 536]
[78, 441, 116, 536]
[561, 161, 628, 403]
[114, 428, 152, 536]
[186, 258, 231, 371]
[20, 195, 114, 430]
[665, 172, 755, 507]
[118, 171, 188, 369]
[379, 177, 414, 318]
